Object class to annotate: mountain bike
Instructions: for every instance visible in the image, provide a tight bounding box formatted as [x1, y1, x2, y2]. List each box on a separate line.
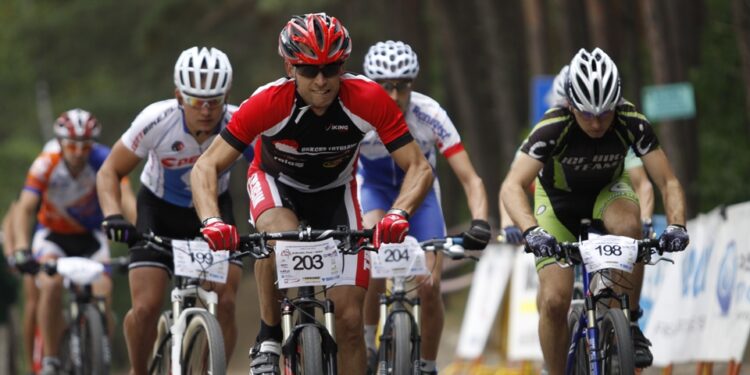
[142, 233, 245, 375]
[237, 226, 374, 375]
[23, 255, 128, 375]
[371, 235, 477, 375]
[558, 221, 671, 375]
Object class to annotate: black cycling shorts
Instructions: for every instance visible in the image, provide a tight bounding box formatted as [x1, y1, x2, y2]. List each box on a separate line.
[129, 187, 241, 274]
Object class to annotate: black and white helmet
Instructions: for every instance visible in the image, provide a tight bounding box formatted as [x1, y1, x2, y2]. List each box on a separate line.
[363, 40, 420, 80]
[174, 47, 232, 97]
[566, 48, 621, 115]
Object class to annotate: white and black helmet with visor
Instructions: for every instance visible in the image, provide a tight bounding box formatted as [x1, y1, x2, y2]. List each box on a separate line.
[363, 40, 420, 80]
[174, 46, 232, 107]
[566, 48, 621, 115]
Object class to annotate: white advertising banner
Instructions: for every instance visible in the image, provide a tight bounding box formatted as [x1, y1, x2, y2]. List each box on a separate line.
[455, 244, 515, 359]
[645, 202, 750, 365]
[507, 248, 544, 361]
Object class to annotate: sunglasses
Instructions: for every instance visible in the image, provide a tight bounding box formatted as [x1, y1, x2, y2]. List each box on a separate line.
[294, 63, 343, 79]
[60, 139, 94, 153]
[576, 108, 613, 120]
[378, 81, 412, 93]
[181, 92, 226, 109]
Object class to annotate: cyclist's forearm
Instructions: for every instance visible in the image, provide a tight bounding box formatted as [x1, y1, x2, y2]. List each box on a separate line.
[461, 175, 488, 220]
[661, 178, 686, 225]
[191, 158, 221, 221]
[500, 182, 536, 231]
[391, 161, 433, 215]
[96, 167, 124, 217]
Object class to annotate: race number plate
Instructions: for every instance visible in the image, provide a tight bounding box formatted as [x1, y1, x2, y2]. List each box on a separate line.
[371, 236, 429, 279]
[579, 235, 638, 273]
[275, 238, 341, 288]
[172, 239, 230, 284]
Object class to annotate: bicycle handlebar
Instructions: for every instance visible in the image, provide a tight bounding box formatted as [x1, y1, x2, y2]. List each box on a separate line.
[558, 238, 660, 265]
[418, 236, 478, 261]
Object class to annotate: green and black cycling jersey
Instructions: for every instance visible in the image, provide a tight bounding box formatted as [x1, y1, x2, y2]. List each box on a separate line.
[520, 100, 659, 195]
[520, 101, 660, 269]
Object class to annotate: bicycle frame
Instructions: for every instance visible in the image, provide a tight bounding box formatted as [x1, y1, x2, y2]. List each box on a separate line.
[64, 281, 109, 371]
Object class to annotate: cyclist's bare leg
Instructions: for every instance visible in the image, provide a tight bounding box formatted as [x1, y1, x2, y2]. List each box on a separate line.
[92, 275, 114, 339]
[537, 263, 574, 375]
[328, 285, 367, 374]
[416, 251, 444, 361]
[363, 209, 386, 327]
[36, 254, 64, 358]
[203, 263, 241, 361]
[124, 266, 169, 375]
[22, 274, 39, 369]
[602, 197, 643, 309]
[254, 207, 298, 327]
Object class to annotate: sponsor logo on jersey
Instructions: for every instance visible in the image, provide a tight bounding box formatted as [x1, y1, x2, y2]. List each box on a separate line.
[161, 154, 201, 167]
[609, 182, 631, 192]
[325, 124, 349, 132]
[323, 158, 345, 168]
[171, 141, 184, 151]
[536, 205, 547, 215]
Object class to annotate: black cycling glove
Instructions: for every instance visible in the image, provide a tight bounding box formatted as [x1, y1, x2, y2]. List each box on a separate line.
[502, 225, 524, 244]
[14, 249, 39, 274]
[659, 224, 689, 252]
[102, 214, 137, 244]
[462, 220, 491, 250]
[523, 226, 560, 257]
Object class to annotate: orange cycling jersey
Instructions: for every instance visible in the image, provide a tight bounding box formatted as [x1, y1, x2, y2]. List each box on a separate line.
[23, 144, 115, 234]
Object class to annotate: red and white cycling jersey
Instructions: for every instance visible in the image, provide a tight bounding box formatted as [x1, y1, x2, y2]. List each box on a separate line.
[23, 145, 110, 234]
[221, 73, 413, 193]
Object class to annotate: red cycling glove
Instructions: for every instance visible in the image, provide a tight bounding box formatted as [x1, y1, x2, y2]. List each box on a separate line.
[200, 218, 239, 251]
[373, 209, 410, 249]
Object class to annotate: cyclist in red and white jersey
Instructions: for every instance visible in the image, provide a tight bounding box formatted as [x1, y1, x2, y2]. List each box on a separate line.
[96, 46, 247, 374]
[358, 40, 490, 375]
[190, 13, 433, 375]
[13, 109, 136, 375]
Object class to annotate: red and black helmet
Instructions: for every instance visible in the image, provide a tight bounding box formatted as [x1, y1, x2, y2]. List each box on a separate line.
[278, 13, 352, 65]
[53, 108, 101, 140]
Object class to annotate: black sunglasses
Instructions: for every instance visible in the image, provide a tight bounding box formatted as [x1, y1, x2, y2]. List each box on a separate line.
[294, 63, 343, 78]
[379, 81, 412, 92]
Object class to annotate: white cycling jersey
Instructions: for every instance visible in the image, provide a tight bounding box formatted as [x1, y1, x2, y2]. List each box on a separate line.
[121, 99, 238, 207]
[358, 91, 463, 187]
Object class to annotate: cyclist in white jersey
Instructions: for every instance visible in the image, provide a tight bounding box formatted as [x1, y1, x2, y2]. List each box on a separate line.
[96, 46, 249, 374]
[359, 40, 490, 375]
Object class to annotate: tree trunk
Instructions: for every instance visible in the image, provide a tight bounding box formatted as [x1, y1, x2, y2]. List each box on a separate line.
[522, 0, 548, 75]
[732, 0, 750, 137]
[638, 0, 700, 217]
[584, 0, 609, 49]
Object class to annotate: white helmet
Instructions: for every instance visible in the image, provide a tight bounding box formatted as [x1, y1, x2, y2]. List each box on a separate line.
[545, 65, 569, 107]
[53, 108, 101, 140]
[363, 41, 420, 80]
[566, 48, 621, 115]
[174, 47, 232, 97]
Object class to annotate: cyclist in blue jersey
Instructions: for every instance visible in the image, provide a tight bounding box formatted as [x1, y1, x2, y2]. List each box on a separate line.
[359, 40, 491, 374]
[96, 46, 249, 374]
[500, 48, 689, 374]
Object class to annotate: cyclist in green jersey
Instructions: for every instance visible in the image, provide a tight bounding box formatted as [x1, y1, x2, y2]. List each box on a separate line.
[500, 48, 689, 374]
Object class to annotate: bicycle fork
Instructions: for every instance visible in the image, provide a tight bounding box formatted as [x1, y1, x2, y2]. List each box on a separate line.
[281, 293, 338, 374]
[376, 291, 421, 375]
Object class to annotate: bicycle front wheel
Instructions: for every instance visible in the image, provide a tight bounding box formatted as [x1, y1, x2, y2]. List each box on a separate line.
[599, 308, 635, 374]
[149, 311, 173, 375]
[389, 312, 413, 375]
[75, 305, 109, 375]
[181, 310, 226, 375]
[567, 304, 588, 375]
[298, 325, 324, 374]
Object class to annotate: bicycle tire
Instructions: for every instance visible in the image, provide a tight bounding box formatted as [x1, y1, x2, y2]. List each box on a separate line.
[78, 305, 110, 375]
[567, 303, 588, 375]
[149, 311, 173, 375]
[299, 325, 325, 374]
[181, 310, 226, 375]
[390, 312, 413, 375]
[599, 308, 635, 374]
